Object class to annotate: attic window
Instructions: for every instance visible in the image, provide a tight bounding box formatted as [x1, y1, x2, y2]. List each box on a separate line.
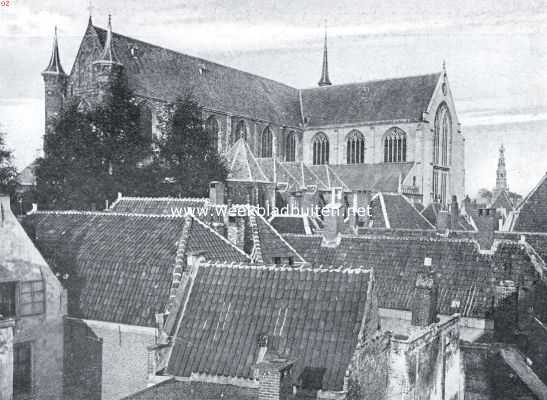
[130, 46, 140, 58]
[198, 65, 209, 75]
[306, 185, 317, 193]
[361, 86, 370, 101]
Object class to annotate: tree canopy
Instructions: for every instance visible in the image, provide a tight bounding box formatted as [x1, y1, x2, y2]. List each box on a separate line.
[35, 83, 226, 209]
[0, 129, 16, 195]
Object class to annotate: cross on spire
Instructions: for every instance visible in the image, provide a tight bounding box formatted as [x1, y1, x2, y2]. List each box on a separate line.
[318, 19, 332, 87]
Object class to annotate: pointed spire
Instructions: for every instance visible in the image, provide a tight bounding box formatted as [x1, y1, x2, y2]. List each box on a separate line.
[318, 20, 332, 87]
[99, 14, 121, 64]
[442, 59, 446, 73]
[43, 26, 66, 75]
[87, 0, 94, 25]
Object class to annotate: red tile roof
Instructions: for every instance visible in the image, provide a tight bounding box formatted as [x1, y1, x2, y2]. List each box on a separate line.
[167, 262, 373, 391]
[23, 211, 249, 327]
[282, 234, 538, 318]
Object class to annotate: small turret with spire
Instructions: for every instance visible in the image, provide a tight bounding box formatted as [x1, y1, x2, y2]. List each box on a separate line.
[494, 144, 508, 194]
[318, 21, 332, 87]
[42, 26, 67, 149]
[92, 14, 124, 102]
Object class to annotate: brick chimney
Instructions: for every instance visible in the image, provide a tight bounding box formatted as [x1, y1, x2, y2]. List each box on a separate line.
[411, 260, 438, 327]
[255, 335, 295, 400]
[0, 318, 15, 400]
[322, 189, 345, 246]
[450, 195, 459, 229]
[476, 208, 496, 249]
[436, 210, 449, 232]
[209, 181, 225, 205]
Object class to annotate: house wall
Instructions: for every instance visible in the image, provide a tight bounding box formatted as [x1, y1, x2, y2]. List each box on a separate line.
[386, 316, 463, 400]
[64, 318, 158, 400]
[0, 196, 65, 400]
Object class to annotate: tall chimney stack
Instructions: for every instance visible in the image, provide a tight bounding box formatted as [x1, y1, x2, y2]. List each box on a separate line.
[209, 181, 225, 205]
[411, 259, 438, 327]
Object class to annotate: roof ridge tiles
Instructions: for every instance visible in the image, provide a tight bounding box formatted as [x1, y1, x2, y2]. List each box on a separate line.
[199, 261, 372, 274]
[119, 196, 208, 202]
[33, 210, 186, 219]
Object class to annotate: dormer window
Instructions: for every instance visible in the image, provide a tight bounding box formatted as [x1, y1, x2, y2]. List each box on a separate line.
[198, 65, 209, 75]
[130, 46, 140, 58]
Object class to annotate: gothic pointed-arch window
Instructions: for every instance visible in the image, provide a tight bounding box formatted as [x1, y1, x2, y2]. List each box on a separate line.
[261, 126, 273, 157]
[346, 130, 365, 164]
[233, 120, 247, 143]
[206, 115, 219, 152]
[312, 132, 329, 165]
[139, 103, 153, 141]
[286, 131, 297, 162]
[432, 103, 452, 204]
[383, 127, 407, 162]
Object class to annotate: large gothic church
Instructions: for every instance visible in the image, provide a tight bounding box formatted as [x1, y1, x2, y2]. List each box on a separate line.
[42, 16, 465, 209]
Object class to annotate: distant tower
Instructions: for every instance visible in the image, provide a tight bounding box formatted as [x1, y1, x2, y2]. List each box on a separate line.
[318, 22, 332, 87]
[92, 15, 124, 102]
[42, 26, 67, 137]
[495, 144, 508, 194]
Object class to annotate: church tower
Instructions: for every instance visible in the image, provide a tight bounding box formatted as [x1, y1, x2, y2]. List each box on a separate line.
[42, 26, 67, 135]
[318, 23, 332, 87]
[92, 15, 124, 102]
[494, 145, 508, 194]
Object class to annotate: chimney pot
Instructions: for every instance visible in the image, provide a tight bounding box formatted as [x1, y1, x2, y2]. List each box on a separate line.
[209, 181, 225, 205]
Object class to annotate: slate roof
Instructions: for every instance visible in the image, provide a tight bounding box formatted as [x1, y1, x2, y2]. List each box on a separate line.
[110, 196, 208, 215]
[300, 73, 441, 127]
[369, 193, 434, 230]
[509, 173, 547, 233]
[23, 211, 249, 327]
[122, 379, 257, 400]
[328, 162, 415, 192]
[282, 234, 538, 318]
[226, 139, 270, 183]
[91, 25, 302, 127]
[167, 263, 373, 391]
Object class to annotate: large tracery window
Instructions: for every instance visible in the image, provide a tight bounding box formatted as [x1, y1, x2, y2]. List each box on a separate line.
[432, 103, 452, 204]
[206, 115, 219, 152]
[285, 131, 296, 161]
[261, 126, 273, 157]
[312, 132, 329, 165]
[346, 130, 365, 164]
[383, 127, 407, 163]
[232, 119, 247, 144]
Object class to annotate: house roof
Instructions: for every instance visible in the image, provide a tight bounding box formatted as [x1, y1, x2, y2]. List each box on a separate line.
[110, 196, 208, 215]
[121, 379, 257, 400]
[90, 25, 302, 127]
[328, 162, 415, 192]
[510, 173, 547, 233]
[422, 202, 476, 231]
[369, 193, 434, 230]
[226, 139, 270, 183]
[23, 211, 249, 327]
[167, 262, 373, 391]
[253, 212, 306, 264]
[491, 190, 514, 211]
[300, 73, 441, 128]
[282, 234, 538, 318]
[269, 215, 324, 235]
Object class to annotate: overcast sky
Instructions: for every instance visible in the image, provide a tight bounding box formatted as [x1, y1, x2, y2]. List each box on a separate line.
[1, 0, 546, 197]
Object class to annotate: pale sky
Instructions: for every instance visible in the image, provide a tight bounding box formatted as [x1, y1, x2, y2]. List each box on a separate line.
[0, 0, 546, 197]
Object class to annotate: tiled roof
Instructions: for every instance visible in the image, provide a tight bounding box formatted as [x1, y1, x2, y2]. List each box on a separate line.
[269, 215, 324, 235]
[422, 202, 476, 231]
[167, 262, 373, 391]
[23, 211, 249, 327]
[491, 190, 514, 211]
[91, 25, 302, 127]
[121, 379, 257, 400]
[254, 213, 306, 263]
[328, 162, 415, 192]
[110, 196, 208, 215]
[282, 234, 538, 318]
[510, 173, 547, 233]
[226, 139, 270, 182]
[300, 73, 441, 127]
[369, 193, 434, 230]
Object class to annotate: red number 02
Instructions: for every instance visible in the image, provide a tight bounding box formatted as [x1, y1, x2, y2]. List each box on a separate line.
[1, 1, 10, 6]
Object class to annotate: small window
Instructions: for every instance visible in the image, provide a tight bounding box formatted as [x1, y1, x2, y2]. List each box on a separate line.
[0, 282, 16, 318]
[14, 342, 32, 395]
[273, 257, 282, 265]
[19, 280, 45, 316]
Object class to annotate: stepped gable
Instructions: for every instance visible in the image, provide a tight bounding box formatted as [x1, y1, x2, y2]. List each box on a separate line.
[90, 24, 301, 126]
[282, 233, 538, 318]
[167, 262, 373, 391]
[300, 73, 441, 127]
[23, 211, 248, 327]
